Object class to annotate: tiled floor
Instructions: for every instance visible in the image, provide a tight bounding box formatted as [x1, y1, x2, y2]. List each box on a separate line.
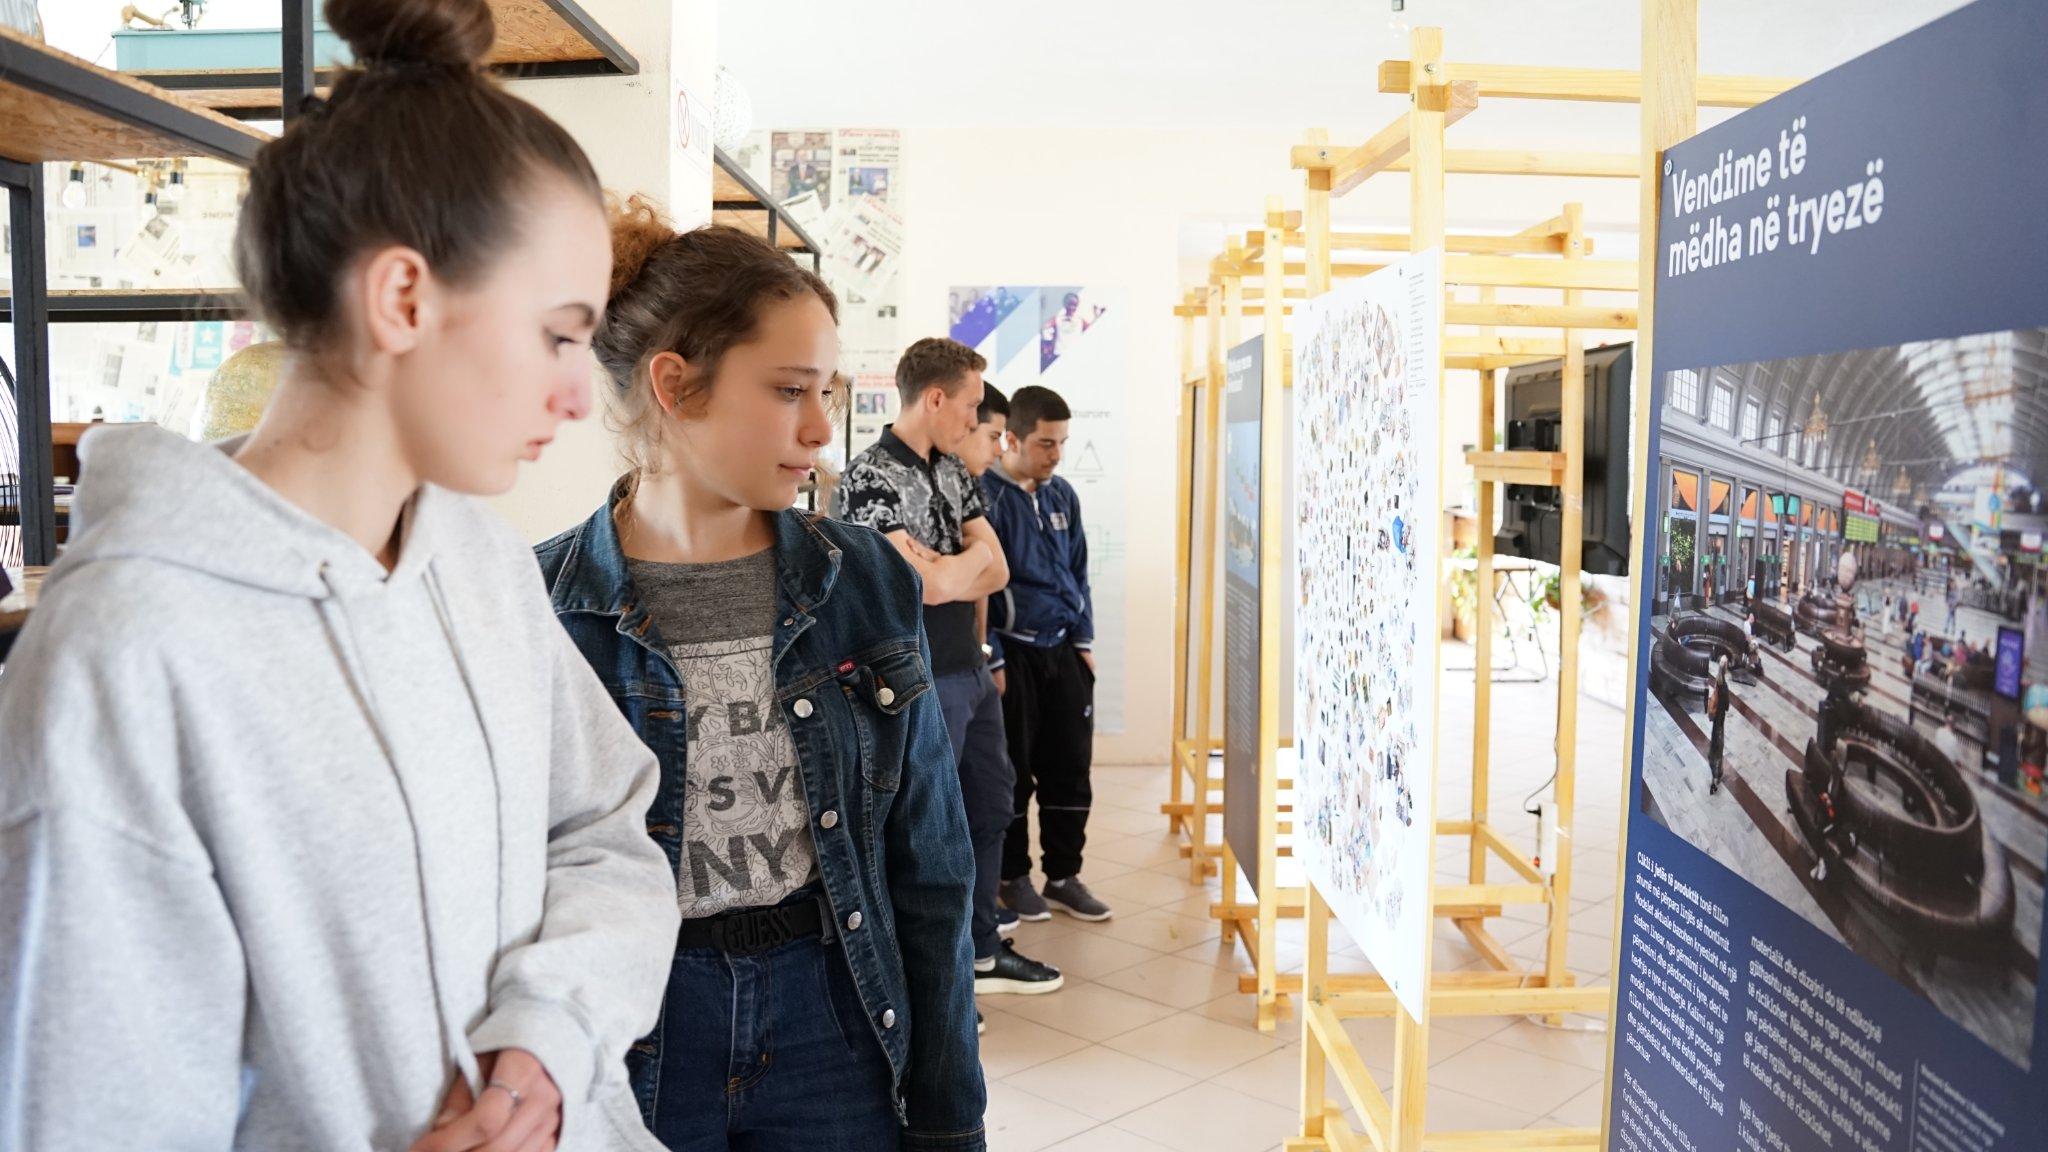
[978, 671, 1627, 1152]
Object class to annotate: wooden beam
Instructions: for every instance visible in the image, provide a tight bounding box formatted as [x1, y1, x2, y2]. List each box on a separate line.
[1444, 255, 1638, 292]
[1454, 920, 1517, 972]
[1307, 1003, 1393, 1152]
[1326, 984, 1608, 1019]
[1468, 449, 1567, 487]
[1446, 335, 1569, 357]
[1216, 259, 1388, 281]
[1447, 354, 1555, 372]
[1446, 302, 1637, 329]
[1253, 229, 1578, 257]
[1517, 214, 1570, 239]
[1416, 149, 1637, 178]
[1477, 822, 1546, 884]
[1292, 146, 1637, 179]
[1606, 6, 1697, 1145]
[1434, 882, 1548, 907]
[1378, 59, 1794, 108]
[1298, 80, 1478, 196]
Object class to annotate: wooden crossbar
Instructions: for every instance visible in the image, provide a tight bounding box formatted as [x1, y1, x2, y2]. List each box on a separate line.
[1288, 146, 1636, 179]
[1443, 255, 1638, 292]
[1377, 60, 1796, 108]
[1445, 302, 1638, 329]
[1294, 81, 1480, 196]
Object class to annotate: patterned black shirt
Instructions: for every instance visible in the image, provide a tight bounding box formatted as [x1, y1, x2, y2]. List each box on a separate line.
[834, 425, 988, 676]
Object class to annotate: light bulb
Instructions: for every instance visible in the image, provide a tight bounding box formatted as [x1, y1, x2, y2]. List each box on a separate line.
[713, 67, 753, 152]
[60, 166, 86, 209]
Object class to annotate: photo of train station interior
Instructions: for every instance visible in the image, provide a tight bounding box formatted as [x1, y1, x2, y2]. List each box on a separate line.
[1641, 327, 2048, 1069]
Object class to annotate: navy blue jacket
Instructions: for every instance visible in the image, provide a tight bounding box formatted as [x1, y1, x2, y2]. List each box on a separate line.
[980, 465, 1093, 670]
[537, 488, 986, 1150]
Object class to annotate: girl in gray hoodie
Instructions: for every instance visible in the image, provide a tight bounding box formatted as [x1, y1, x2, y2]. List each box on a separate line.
[0, 1, 678, 1149]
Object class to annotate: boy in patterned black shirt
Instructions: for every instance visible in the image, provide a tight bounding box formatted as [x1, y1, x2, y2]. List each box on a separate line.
[834, 338, 1063, 997]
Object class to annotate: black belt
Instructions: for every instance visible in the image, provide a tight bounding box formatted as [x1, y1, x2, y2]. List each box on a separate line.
[677, 894, 833, 956]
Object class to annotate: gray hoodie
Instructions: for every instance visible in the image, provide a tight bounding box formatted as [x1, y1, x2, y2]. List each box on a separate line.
[0, 425, 678, 1151]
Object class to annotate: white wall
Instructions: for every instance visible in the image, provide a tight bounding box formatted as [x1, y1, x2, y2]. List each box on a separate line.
[490, 0, 717, 543]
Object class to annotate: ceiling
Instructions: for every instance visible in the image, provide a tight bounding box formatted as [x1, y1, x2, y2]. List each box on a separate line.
[718, 0, 1973, 131]
[1734, 329, 2048, 507]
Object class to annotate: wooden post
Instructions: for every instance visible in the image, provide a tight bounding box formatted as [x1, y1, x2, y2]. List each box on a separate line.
[1394, 25, 1448, 1151]
[1604, 0, 1697, 1146]
[1219, 840, 1242, 944]
[1196, 278, 1220, 877]
[1300, 880, 1331, 1140]
[1256, 197, 1289, 1032]
[1171, 315, 1199, 835]
[1471, 282, 1497, 891]
[1546, 202, 1588, 1014]
[1304, 129, 1334, 295]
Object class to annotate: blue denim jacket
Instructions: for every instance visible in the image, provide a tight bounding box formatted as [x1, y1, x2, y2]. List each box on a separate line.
[536, 490, 987, 1151]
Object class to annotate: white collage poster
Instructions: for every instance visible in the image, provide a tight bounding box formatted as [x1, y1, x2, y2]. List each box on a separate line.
[950, 286, 1128, 734]
[1292, 249, 1444, 1017]
[734, 128, 907, 465]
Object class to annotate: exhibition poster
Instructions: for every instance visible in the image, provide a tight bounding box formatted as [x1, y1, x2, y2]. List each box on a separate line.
[950, 286, 1128, 734]
[1223, 335, 1265, 891]
[1292, 249, 1443, 1018]
[1223, 335, 1300, 894]
[735, 127, 908, 464]
[1616, 2, 2048, 1149]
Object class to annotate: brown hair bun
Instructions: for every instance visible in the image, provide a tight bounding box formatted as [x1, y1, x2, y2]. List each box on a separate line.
[326, 0, 495, 70]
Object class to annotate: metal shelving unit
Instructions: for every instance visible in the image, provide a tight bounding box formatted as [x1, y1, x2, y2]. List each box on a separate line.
[1, 25, 267, 566]
[131, 0, 639, 121]
[713, 147, 824, 262]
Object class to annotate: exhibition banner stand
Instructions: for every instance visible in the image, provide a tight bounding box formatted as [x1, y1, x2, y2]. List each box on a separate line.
[1608, 1, 2048, 1149]
[1275, 14, 1794, 1151]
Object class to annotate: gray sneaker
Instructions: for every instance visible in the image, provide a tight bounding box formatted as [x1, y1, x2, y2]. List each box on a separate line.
[1001, 877, 1052, 921]
[1043, 877, 1113, 921]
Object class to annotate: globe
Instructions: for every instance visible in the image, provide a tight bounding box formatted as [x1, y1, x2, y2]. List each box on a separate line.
[195, 341, 285, 441]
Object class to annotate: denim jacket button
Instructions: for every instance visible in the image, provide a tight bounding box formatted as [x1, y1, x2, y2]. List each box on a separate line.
[876, 686, 896, 706]
[846, 911, 863, 932]
[882, 1009, 897, 1029]
[793, 698, 814, 719]
[820, 810, 839, 829]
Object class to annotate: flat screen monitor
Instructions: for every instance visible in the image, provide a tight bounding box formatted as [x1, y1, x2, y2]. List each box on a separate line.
[1496, 343, 1634, 577]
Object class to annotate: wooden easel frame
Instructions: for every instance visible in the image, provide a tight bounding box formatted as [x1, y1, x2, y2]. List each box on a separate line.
[1278, 10, 1786, 1151]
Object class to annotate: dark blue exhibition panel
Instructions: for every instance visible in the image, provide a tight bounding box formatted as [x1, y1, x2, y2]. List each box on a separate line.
[1614, 2, 2048, 1151]
[1224, 335, 1265, 892]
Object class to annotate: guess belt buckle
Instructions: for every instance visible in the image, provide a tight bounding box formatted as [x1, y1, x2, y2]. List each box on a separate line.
[713, 905, 798, 956]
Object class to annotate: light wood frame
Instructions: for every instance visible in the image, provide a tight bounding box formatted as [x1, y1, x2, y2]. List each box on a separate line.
[1275, 13, 1713, 1151]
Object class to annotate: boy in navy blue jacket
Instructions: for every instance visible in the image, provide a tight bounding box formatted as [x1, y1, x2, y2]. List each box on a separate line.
[982, 386, 1114, 922]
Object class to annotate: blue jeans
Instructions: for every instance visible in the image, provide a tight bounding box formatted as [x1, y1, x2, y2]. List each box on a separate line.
[936, 666, 1014, 960]
[651, 927, 902, 1151]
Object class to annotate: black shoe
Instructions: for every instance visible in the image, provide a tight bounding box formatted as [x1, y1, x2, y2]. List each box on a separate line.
[1001, 877, 1052, 921]
[997, 905, 1020, 938]
[974, 941, 1065, 995]
[1043, 877, 1113, 922]
[977, 1011, 987, 1035]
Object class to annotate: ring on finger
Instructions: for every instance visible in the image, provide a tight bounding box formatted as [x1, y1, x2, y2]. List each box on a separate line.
[485, 1079, 525, 1110]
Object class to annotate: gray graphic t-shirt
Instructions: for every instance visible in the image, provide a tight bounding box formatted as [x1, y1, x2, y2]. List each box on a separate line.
[628, 548, 818, 919]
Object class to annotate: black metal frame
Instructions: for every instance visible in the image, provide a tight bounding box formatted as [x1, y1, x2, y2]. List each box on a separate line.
[0, 0, 639, 565]
[0, 291, 246, 324]
[0, 34, 266, 167]
[713, 147, 825, 258]
[140, 0, 639, 122]
[4, 159, 55, 565]
[0, 28, 272, 564]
